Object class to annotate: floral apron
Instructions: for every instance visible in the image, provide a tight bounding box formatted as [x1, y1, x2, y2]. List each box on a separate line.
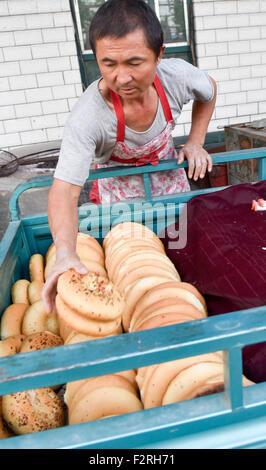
[90, 74, 190, 204]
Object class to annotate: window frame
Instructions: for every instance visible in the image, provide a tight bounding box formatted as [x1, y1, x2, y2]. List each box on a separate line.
[69, 0, 195, 88]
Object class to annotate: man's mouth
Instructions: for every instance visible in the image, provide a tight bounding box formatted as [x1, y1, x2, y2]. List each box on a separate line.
[120, 87, 135, 93]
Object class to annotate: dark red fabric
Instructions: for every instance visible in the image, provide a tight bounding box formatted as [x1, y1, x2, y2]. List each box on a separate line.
[162, 181, 266, 383]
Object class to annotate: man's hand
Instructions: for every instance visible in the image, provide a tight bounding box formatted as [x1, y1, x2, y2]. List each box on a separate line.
[177, 142, 213, 181]
[178, 75, 216, 181]
[41, 251, 88, 314]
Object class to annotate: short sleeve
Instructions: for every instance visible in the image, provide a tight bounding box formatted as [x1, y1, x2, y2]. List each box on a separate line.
[54, 119, 96, 187]
[182, 60, 214, 104]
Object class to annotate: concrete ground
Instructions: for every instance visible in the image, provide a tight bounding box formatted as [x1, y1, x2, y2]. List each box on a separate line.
[0, 165, 94, 242]
[0, 165, 53, 241]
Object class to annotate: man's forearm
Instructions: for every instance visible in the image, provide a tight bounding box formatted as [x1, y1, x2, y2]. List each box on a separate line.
[48, 179, 81, 258]
[42, 179, 85, 313]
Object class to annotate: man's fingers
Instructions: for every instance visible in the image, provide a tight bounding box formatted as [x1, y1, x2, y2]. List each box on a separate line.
[41, 283, 55, 314]
[207, 154, 213, 172]
[188, 158, 209, 181]
[75, 262, 89, 275]
[41, 270, 59, 313]
[41, 258, 89, 314]
[199, 159, 208, 179]
[177, 149, 184, 165]
[193, 159, 202, 181]
[188, 159, 195, 179]
[41, 263, 64, 313]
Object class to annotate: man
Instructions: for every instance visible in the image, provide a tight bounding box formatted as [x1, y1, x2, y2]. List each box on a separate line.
[42, 0, 216, 313]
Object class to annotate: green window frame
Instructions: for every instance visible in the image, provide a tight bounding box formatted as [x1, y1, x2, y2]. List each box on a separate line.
[70, 0, 195, 89]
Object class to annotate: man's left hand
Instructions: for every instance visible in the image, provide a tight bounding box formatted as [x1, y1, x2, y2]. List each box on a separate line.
[177, 142, 213, 181]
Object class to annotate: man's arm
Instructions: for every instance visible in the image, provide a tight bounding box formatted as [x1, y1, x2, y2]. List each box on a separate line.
[41, 178, 88, 313]
[178, 76, 217, 181]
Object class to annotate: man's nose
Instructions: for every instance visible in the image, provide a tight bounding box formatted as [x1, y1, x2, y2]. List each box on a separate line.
[116, 67, 132, 85]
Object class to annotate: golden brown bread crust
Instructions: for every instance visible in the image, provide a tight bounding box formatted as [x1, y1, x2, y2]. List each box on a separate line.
[0, 303, 28, 339]
[105, 240, 165, 274]
[57, 312, 76, 342]
[11, 279, 30, 305]
[45, 233, 104, 264]
[20, 331, 63, 353]
[0, 335, 25, 356]
[130, 297, 197, 331]
[130, 281, 208, 331]
[64, 331, 97, 345]
[22, 300, 60, 336]
[103, 222, 161, 250]
[48, 244, 104, 267]
[57, 270, 125, 321]
[114, 259, 180, 288]
[76, 232, 105, 254]
[28, 280, 44, 304]
[55, 294, 122, 337]
[105, 236, 165, 260]
[44, 233, 105, 280]
[29, 254, 44, 283]
[67, 374, 139, 413]
[145, 281, 208, 312]
[0, 416, 13, 439]
[134, 314, 197, 333]
[0, 397, 13, 439]
[121, 275, 175, 332]
[64, 374, 124, 411]
[68, 386, 143, 425]
[131, 302, 206, 332]
[111, 251, 178, 285]
[44, 256, 108, 281]
[138, 353, 224, 408]
[118, 265, 179, 293]
[64, 328, 122, 345]
[2, 388, 65, 435]
[161, 362, 225, 405]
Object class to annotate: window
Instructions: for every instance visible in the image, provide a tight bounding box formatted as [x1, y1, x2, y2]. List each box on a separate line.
[70, 0, 194, 88]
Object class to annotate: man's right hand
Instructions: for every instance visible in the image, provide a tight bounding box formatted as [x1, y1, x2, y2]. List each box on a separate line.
[41, 251, 88, 314]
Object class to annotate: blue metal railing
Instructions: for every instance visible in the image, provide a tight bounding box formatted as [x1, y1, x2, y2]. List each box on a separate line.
[8, 147, 266, 220]
[0, 305, 266, 448]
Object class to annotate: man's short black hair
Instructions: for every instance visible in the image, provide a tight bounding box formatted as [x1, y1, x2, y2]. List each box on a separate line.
[89, 0, 164, 58]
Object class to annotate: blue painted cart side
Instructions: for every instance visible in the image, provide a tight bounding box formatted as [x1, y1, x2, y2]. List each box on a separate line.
[0, 148, 265, 449]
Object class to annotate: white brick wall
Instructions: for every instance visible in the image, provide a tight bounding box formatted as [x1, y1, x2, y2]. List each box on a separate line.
[173, 0, 266, 138]
[1, 0, 265, 149]
[0, 0, 83, 150]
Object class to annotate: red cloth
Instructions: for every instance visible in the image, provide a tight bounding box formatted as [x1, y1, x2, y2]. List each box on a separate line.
[162, 181, 266, 383]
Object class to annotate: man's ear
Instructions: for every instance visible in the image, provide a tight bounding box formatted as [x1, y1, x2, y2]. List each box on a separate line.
[157, 45, 166, 64]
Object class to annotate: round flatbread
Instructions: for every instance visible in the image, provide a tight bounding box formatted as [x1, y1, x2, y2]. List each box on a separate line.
[57, 270, 125, 321]
[55, 294, 122, 337]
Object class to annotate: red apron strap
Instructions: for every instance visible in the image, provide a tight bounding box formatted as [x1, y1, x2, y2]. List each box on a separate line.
[153, 74, 174, 123]
[109, 74, 173, 143]
[109, 88, 125, 143]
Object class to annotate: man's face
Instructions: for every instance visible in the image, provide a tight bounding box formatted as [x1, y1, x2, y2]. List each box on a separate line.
[95, 28, 165, 99]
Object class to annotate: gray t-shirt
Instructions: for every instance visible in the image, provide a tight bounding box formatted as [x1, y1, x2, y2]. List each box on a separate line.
[54, 58, 214, 187]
